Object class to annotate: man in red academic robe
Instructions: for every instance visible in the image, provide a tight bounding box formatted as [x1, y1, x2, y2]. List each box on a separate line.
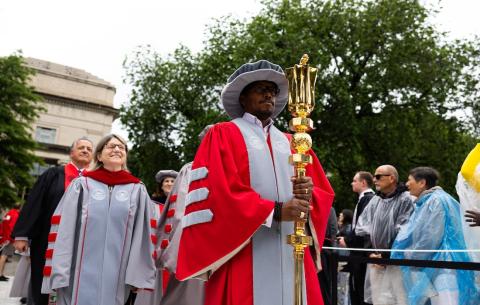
[12, 137, 93, 305]
[175, 60, 334, 305]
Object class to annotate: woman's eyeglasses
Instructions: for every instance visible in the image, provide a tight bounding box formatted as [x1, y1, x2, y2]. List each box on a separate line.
[105, 143, 126, 151]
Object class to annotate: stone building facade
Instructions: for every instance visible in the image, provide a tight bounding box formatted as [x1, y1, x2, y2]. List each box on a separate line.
[25, 58, 118, 175]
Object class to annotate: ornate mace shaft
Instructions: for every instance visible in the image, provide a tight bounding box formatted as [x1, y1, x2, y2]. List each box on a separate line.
[285, 54, 317, 305]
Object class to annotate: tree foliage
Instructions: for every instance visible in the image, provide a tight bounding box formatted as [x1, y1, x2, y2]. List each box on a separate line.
[121, 0, 479, 207]
[0, 54, 44, 208]
[122, 47, 228, 191]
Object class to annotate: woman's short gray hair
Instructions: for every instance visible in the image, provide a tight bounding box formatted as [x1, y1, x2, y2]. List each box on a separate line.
[91, 134, 129, 171]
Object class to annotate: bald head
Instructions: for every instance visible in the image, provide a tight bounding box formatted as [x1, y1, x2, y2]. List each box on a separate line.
[374, 164, 399, 194]
[377, 165, 399, 182]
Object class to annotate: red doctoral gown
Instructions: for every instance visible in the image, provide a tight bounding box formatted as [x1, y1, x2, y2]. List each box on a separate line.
[176, 120, 334, 305]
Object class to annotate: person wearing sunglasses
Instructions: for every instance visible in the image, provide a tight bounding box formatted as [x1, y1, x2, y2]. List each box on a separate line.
[175, 60, 335, 305]
[391, 167, 478, 305]
[355, 165, 414, 305]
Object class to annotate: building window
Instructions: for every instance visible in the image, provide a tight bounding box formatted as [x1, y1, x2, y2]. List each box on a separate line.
[35, 126, 57, 144]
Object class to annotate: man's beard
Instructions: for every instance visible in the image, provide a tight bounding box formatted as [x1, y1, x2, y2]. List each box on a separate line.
[252, 109, 274, 121]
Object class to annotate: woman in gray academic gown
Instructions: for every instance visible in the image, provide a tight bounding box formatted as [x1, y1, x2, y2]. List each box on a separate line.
[41, 134, 157, 305]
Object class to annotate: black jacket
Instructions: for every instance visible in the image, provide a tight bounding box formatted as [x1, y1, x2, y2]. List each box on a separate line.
[12, 166, 66, 305]
[344, 191, 375, 249]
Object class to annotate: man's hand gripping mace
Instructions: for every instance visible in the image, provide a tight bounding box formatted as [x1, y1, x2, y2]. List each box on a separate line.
[285, 54, 317, 305]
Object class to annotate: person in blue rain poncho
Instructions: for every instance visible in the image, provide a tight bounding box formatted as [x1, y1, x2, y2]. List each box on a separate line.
[391, 167, 478, 305]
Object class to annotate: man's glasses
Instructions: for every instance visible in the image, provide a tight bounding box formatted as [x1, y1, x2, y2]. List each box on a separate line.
[105, 143, 126, 151]
[250, 85, 280, 97]
[374, 174, 391, 180]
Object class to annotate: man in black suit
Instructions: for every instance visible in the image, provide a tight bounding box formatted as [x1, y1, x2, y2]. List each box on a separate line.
[12, 137, 93, 305]
[338, 171, 375, 305]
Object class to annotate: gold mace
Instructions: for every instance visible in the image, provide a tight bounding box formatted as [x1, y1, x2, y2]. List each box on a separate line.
[285, 54, 317, 305]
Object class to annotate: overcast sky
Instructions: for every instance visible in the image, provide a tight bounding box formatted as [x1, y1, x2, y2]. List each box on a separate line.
[1, 0, 479, 138]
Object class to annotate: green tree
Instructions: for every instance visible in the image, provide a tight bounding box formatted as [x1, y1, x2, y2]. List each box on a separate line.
[121, 47, 227, 191]
[121, 0, 479, 206]
[0, 54, 44, 208]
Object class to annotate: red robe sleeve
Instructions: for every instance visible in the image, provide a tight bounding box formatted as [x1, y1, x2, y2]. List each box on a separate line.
[176, 122, 275, 280]
[306, 150, 335, 269]
[283, 133, 335, 269]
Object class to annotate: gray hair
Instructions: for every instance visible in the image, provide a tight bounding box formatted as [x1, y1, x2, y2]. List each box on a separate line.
[70, 137, 93, 152]
[91, 134, 129, 171]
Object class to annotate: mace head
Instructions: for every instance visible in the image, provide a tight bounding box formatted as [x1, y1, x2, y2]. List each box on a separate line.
[285, 54, 317, 118]
[300, 54, 309, 65]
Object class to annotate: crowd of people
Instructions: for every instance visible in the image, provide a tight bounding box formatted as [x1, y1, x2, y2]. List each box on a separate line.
[331, 165, 480, 305]
[0, 60, 479, 305]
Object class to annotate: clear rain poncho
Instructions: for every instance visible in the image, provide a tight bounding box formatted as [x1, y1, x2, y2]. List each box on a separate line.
[456, 144, 480, 300]
[456, 144, 480, 264]
[355, 189, 414, 304]
[355, 189, 414, 252]
[456, 173, 480, 262]
[391, 187, 479, 305]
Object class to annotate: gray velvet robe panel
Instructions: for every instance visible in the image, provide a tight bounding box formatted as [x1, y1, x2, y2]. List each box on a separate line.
[41, 177, 157, 305]
[232, 118, 303, 305]
[135, 162, 205, 305]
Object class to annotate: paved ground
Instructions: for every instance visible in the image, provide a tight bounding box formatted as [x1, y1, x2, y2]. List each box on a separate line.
[0, 255, 23, 305]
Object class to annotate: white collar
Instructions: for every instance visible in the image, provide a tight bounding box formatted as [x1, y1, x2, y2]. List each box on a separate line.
[359, 188, 374, 199]
[242, 112, 274, 137]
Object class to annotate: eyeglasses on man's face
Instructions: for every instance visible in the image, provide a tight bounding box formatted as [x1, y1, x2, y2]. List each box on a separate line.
[105, 143, 126, 151]
[250, 85, 280, 97]
[374, 174, 391, 180]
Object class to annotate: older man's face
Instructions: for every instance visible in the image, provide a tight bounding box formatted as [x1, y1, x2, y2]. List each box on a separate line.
[373, 167, 395, 193]
[70, 140, 93, 168]
[239, 81, 278, 121]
